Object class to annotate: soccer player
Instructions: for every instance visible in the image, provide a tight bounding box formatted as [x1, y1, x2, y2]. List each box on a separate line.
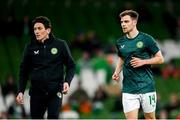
[16, 16, 75, 119]
[112, 10, 164, 119]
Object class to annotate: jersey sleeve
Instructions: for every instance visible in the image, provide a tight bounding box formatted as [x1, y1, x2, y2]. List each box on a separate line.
[116, 44, 121, 57]
[146, 35, 160, 55]
[116, 40, 122, 57]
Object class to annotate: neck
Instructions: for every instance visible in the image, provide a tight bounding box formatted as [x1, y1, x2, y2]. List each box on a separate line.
[40, 36, 49, 43]
[126, 27, 139, 39]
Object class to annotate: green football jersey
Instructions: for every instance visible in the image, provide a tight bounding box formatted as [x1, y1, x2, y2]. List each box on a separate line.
[116, 32, 160, 93]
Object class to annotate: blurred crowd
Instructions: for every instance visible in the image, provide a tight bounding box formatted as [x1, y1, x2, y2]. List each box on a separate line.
[1, 0, 180, 40]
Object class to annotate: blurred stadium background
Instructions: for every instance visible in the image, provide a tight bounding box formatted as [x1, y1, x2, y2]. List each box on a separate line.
[0, 0, 180, 119]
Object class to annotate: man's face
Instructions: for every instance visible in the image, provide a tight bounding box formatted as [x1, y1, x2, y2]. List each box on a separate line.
[120, 15, 137, 34]
[34, 23, 50, 42]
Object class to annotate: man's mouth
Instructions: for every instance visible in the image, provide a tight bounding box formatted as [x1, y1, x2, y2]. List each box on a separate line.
[36, 35, 40, 37]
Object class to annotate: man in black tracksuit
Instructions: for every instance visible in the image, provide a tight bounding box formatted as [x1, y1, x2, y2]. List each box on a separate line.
[16, 16, 75, 119]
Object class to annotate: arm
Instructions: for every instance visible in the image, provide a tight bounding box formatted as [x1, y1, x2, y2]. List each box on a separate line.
[62, 41, 76, 94]
[112, 57, 124, 82]
[130, 50, 164, 68]
[16, 45, 31, 104]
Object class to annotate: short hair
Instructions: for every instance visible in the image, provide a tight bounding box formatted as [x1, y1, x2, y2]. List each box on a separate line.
[32, 16, 52, 29]
[119, 10, 139, 20]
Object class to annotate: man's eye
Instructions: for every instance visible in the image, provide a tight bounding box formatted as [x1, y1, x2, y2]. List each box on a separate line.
[38, 27, 42, 30]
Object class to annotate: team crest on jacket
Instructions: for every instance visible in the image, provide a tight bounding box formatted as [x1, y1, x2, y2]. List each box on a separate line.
[51, 48, 58, 55]
[136, 41, 143, 48]
[57, 92, 62, 98]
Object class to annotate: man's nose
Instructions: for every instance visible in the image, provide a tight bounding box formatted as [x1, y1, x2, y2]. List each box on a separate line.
[121, 22, 125, 26]
[121, 24, 125, 27]
[35, 30, 39, 34]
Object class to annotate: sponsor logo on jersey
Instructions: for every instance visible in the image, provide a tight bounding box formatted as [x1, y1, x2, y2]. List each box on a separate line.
[34, 50, 39, 55]
[136, 41, 143, 48]
[120, 45, 125, 48]
[51, 48, 58, 55]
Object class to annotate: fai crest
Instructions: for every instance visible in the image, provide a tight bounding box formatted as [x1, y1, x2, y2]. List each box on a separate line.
[136, 41, 143, 48]
[51, 48, 58, 55]
[57, 92, 62, 98]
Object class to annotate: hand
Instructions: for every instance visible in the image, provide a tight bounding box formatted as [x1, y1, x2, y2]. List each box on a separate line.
[130, 57, 145, 68]
[62, 82, 69, 94]
[16, 92, 24, 104]
[112, 73, 120, 82]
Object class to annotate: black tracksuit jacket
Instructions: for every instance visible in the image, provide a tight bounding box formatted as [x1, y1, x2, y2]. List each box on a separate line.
[18, 35, 75, 96]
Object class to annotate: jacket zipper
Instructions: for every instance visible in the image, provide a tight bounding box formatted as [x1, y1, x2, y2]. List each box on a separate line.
[43, 45, 46, 79]
[43, 45, 48, 95]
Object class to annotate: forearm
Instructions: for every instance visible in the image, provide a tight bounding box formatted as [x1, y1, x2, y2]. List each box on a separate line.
[65, 62, 76, 86]
[18, 74, 28, 93]
[144, 56, 164, 65]
[18, 81, 27, 94]
[18, 61, 30, 93]
[114, 64, 122, 74]
[144, 51, 164, 65]
[65, 68, 75, 86]
[114, 57, 124, 74]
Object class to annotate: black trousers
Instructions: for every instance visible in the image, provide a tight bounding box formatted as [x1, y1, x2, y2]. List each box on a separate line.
[30, 93, 62, 119]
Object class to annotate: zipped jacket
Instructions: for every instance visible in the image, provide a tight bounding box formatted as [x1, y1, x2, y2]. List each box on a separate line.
[18, 35, 75, 95]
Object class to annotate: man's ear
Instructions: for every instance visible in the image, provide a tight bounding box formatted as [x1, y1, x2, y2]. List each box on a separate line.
[133, 19, 137, 25]
[47, 28, 51, 34]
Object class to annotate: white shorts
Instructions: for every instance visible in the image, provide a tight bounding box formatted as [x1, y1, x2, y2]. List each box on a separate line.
[122, 92, 156, 113]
